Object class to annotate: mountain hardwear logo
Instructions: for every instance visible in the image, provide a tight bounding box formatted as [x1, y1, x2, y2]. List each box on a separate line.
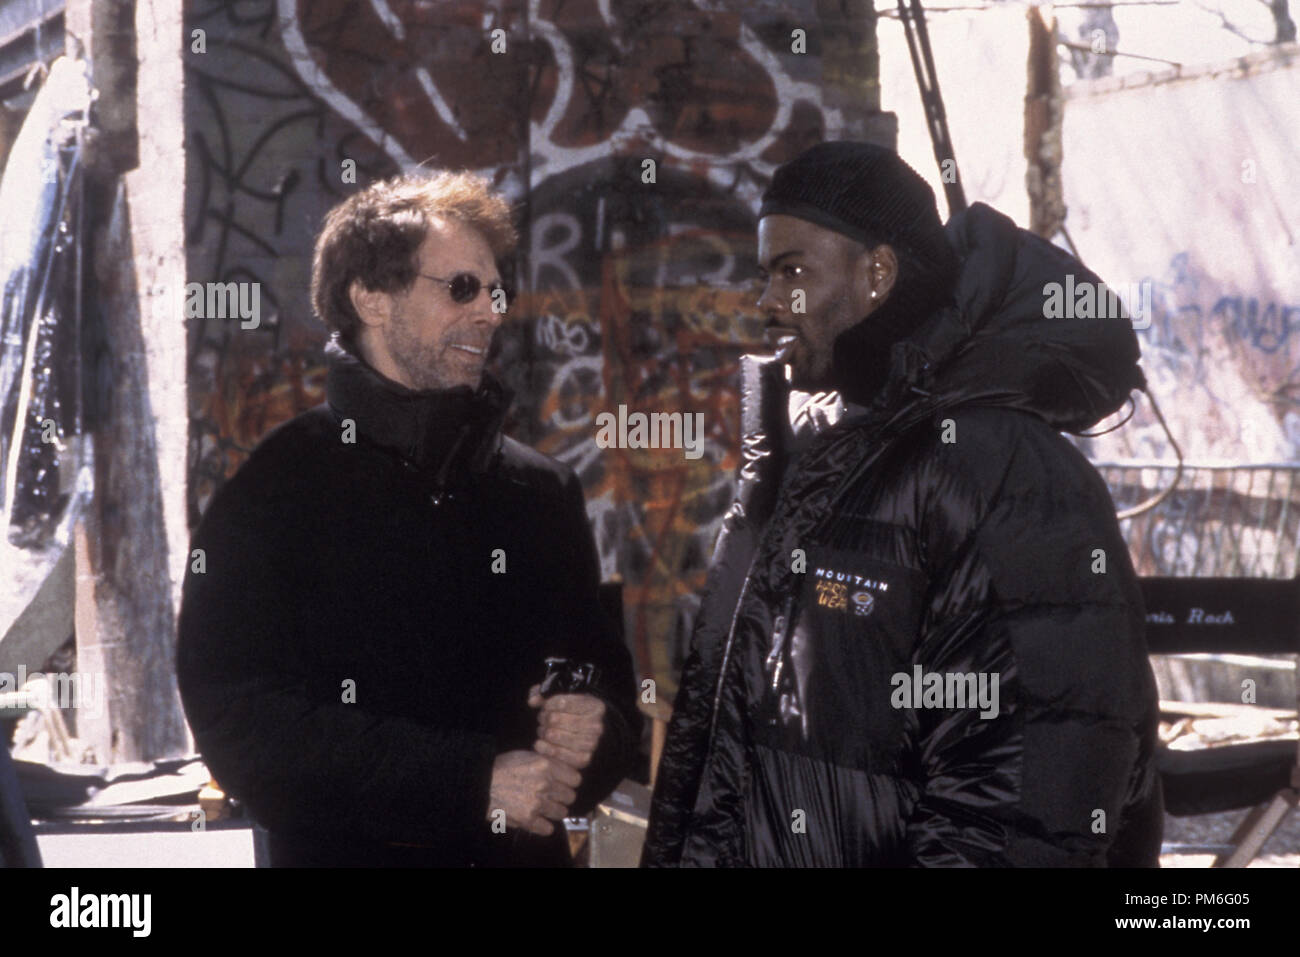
[813, 566, 889, 617]
[851, 590, 876, 617]
[812, 565, 890, 591]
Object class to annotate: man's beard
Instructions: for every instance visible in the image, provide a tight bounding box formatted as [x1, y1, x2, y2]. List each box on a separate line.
[794, 292, 861, 392]
[384, 308, 458, 392]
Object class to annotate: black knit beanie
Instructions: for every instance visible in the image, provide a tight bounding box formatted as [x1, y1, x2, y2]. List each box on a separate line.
[760, 141, 959, 406]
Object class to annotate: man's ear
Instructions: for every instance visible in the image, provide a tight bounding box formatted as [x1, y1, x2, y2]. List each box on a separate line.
[862, 244, 900, 303]
[349, 278, 392, 329]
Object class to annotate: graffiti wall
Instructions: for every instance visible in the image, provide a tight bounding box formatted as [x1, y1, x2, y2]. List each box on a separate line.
[183, 0, 880, 690]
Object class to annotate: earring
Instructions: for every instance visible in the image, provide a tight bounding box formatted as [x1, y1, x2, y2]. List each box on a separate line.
[870, 290, 878, 300]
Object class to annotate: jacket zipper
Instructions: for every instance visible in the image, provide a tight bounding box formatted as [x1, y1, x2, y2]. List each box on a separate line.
[765, 595, 797, 695]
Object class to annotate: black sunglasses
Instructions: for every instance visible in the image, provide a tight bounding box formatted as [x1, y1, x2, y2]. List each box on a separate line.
[419, 272, 516, 306]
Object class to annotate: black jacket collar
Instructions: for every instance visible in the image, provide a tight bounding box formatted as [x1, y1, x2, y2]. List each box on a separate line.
[324, 336, 512, 483]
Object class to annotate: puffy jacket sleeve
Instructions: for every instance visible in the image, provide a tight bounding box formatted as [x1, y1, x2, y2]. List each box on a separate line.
[903, 409, 1156, 866]
[176, 463, 499, 845]
[642, 504, 761, 866]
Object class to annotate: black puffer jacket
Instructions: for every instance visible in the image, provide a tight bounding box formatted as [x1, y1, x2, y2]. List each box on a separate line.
[178, 340, 640, 867]
[644, 202, 1163, 867]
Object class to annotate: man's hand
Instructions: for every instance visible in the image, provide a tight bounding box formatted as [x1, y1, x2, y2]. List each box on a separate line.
[487, 750, 581, 837]
[528, 686, 606, 771]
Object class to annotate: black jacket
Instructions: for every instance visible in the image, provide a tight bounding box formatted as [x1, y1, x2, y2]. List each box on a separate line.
[644, 202, 1163, 867]
[177, 339, 640, 867]
[0, 742, 41, 867]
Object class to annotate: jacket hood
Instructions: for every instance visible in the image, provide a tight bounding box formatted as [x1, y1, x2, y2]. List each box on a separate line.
[871, 202, 1146, 434]
[324, 335, 512, 480]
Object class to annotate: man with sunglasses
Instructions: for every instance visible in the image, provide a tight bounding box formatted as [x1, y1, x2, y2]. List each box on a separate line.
[177, 171, 641, 866]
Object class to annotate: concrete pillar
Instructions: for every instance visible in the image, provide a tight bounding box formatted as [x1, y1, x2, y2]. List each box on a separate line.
[66, 0, 189, 763]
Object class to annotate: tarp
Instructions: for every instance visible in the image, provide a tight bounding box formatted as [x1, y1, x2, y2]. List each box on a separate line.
[0, 56, 91, 657]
